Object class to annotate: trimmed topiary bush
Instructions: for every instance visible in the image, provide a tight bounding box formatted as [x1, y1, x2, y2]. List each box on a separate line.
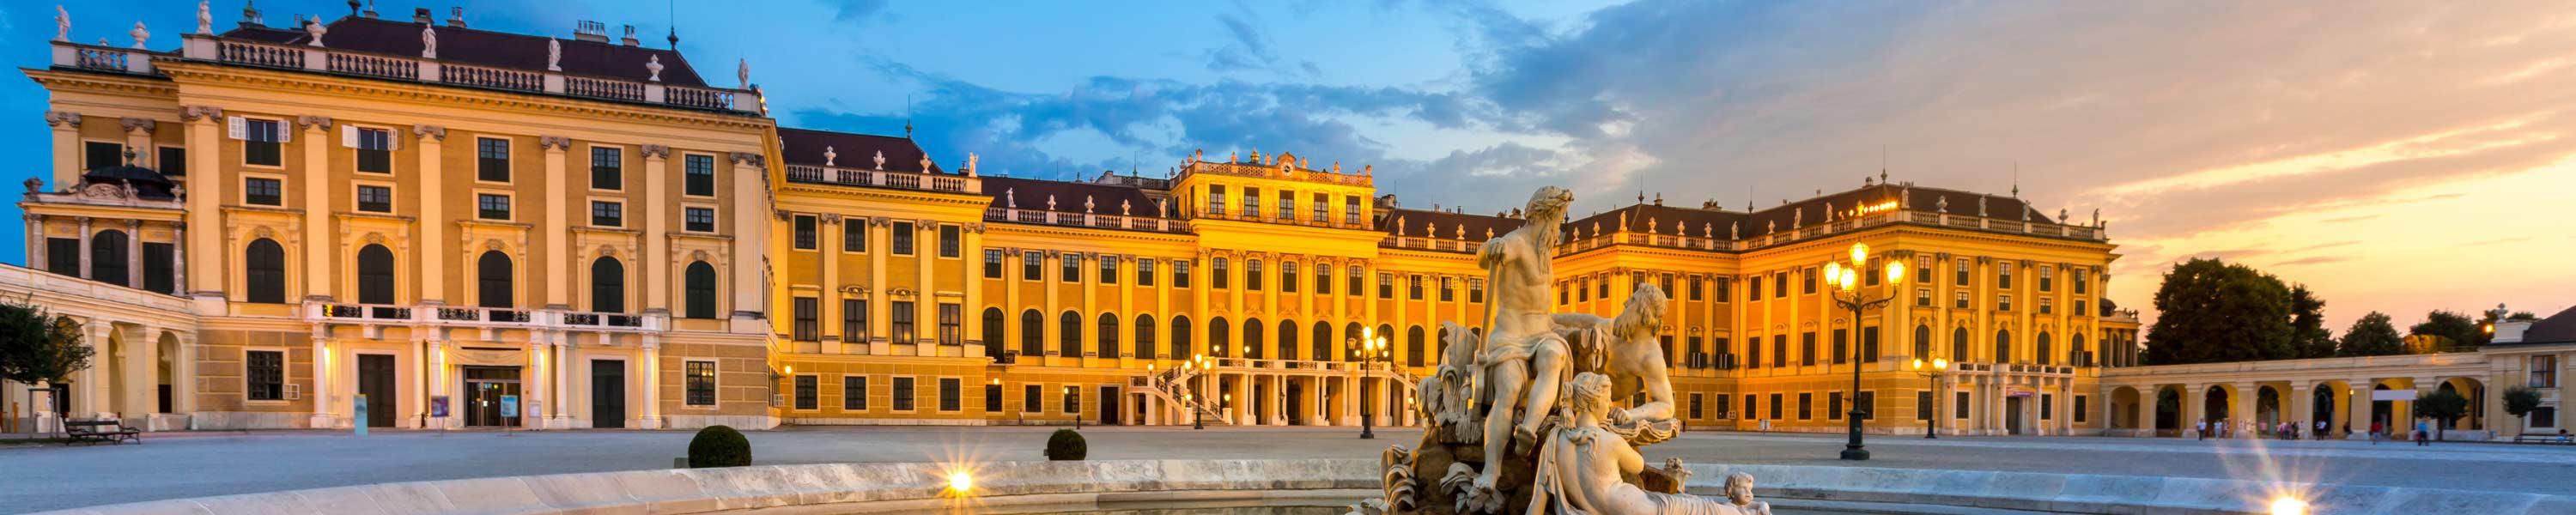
[688, 425, 752, 468]
[1045, 428, 1087, 461]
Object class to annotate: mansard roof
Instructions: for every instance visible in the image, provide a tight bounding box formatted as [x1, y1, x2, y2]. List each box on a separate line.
[778, 127, 944, 173]
[228, 15, 714, 88]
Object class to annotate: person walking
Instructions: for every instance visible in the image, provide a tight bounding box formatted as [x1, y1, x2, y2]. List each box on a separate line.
[2415, 417, 2432, 446]
[2196, 420, 2208, 440]
[2369, 420, 2383, 445]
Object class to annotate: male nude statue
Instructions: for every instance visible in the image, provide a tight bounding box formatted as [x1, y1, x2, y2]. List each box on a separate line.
[1554, 283, 1681, 445]
[1466, 185, 1576, 507]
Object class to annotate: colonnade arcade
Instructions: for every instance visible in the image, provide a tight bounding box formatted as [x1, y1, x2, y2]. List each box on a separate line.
[2098, 353, 2493, 439]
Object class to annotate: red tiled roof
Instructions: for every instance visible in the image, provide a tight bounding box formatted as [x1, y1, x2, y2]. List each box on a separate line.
[245, 16, 713, 88]
[778, 127, 944, 173]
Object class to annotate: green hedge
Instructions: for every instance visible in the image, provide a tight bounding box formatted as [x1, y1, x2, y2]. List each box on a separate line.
[1045, 428, 1087, 461]
[688, 425, 752, 468]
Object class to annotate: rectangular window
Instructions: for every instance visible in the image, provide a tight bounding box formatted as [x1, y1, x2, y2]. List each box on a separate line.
[844, 376, 869, 410]
[1917, 288, 1933, 307]
[477, 193, 510, 220]
[245, 178, 283, 206]
[985, 384, 1003, 413]
[1954, 391, 1971, 420]
[686, 360, 717, 406]
[1349, 267, 1364, 294]
[939, 303, 963, 345]
[1277, 191, 1295, 220]
[246, 350, 284, 400]
[2535, 356, 2560, 388]
[242, 118, 283, 167]
[1714, 394, 1732, 420]
[1747, 335, 1762, 368]
[1747, 276, 1762, 302]
[1999, 262, 2015, 289]
[1715, 277, 1730, 301]
[1829, 391, 1843, 421]
[590, 201, 623, 227]
[1024, 251, 1044, 281]
[1063, 385, 1082, 414]
[1139, 259, 1157, 286]
[1438, 277, 1454, 301]
[1063, 254, 1084, 282]
[2040, 393, 2054, 420]
[1313, 264, 1330, 294]
[1801, 332, 1817, 367]
[1998, 294, 2014, 312]
[1917, 256, 1934, 283]
[939, 225, 961, 258]
[1380, 272, 1395, 299]
[1174, 260, 1194, 288]
[1213, 258, 1230, 288]
[1750, 394, 1765, 420]
[1311, 192, 1328, 221]
[792, 297, 819, 342]
[1662, 274, 1675, 297]
[984, 250, 1005, 278]
[355, 128, 393, 173]
[1409, 275, 1425, 300]
[1689, 277, 1704, 300]
[891, 221, 915, 255]
[2076, 300, 2089, 318]
[2073, 269, 2090, 294]
[1344, 196, 1362, 224]
[845, 223, 867, 252]
[1024, 385, 1042, 414]
[1773, 271, 1789, 298]
[158, 147, 187, 176]
[1689, 393, 1704, 419]
[1206, 185, 1228, 215]
[1277, 263, 1298, 293]
[1246, 260, 1264, 291]
[477, 137, 510, 182]
[1802, 268, 1817, 294]
[1598, 276, 1610, 298]
[2074, 395, 2088, 423]
[2038, 266, 2054, 292]
[892, 377, 915, 411]
[1954, 291, 1970, 310]
[2533, 407, 2558, 428]
[2039, 298, 2054, 315]
[1917, 391, 1935, 421]
[939, 378, 962, 412]
[590, 147, 623, 190]
[1469, 279, 1485, 303]
[793, 215, 817, 250]
[1857, 392, 1875, 421]
[890, 301, 917, 344]
[85, 141, 125, 170]
[1101, 257, 1120, 285]
[793, 375, 817, 410]
[842, 300, 868, 342]
[685, 208, 716, 233]
[1832, 329, 1849, 365]
[1864, 327, 1881, 363]
[1955, 258, 1971, 286]
[1242, 187, 1261, 216]
[355, 185, 393, 213]
[1771, 335, 1788, 367]
[1798, 392, 1813, 420]
[685, 154, 716, 197]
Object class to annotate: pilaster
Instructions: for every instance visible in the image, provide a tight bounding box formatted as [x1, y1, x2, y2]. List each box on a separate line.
[543, 136, 572, 309]
[299, 116, 332, 301]
[415, 126, 448, 304]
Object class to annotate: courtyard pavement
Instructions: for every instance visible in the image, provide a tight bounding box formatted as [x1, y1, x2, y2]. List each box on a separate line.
[4, 427, 2573, 512]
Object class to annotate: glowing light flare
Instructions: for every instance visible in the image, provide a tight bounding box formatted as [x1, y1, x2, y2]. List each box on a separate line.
[1825, 262, 1843, 283]
[2269, 496, 2307, 515]
[1850, 243, 1869, 266]
[948, 470, 975, 494]
[1886, 261, 1906, 284]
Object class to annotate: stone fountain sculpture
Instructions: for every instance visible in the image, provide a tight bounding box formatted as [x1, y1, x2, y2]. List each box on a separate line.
[1359, 186, 1763, 515]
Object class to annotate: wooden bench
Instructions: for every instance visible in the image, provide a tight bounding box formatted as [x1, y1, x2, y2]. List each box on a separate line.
[63, 419, 140, 445]
[2510, 433, 2573, 445]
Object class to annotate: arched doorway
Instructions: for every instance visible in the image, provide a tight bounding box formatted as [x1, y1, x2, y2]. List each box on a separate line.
[2110, 386, 2142, 433]
[2256, 385, 2281, 427]
[2203, 386, 2231, 429]
[2312, 385, 2339, 436]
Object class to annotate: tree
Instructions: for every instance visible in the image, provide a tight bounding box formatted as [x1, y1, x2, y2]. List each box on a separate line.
[2508, 311, 2540, 322]
[2503, 386, 2543, 431]
[2410, 310, 2483, 350]
[2143, 258, 2294, 365]
[2338, 312, 2405, 357]
[0, 300, 93, 409]
[2289, 284, 2335, 359]
[2414, 389, 2469, 440]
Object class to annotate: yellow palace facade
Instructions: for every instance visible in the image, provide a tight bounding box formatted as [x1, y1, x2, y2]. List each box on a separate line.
[11, 5, 2138, 436]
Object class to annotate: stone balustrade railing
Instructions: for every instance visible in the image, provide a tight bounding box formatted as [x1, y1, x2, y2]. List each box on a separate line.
[785, 164, 980, 193]
[978, 207, 1188, 233]
[1533, 209, 2107, 257]
[303, 300, 665, 333]
[45, 36, 769, 114]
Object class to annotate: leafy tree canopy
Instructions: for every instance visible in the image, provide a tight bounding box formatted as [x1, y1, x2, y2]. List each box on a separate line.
[2410, 310, 2485, 349]
[0, 300, 91, 386]
[2338, 312, 2406, 357]
[2143, 258, 2295, 365]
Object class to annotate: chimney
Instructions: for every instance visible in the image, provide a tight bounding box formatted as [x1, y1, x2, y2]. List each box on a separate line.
[413, 8, 432, 24]
[447, 7, 467, 28]
[574, 20, 608, 42]
[620, 25, 640, 46]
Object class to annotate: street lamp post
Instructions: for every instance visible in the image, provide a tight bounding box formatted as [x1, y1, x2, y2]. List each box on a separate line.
[1188, 354, 1210, 430]
[1826, 242, 1904, 461]
[1353, 328, 1389, 439]
[1911, 357, 1947, 439]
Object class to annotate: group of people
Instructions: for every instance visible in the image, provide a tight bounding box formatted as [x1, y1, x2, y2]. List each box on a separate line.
[2366, 417, 2442, 446]
[2191, 419, 2323, 440]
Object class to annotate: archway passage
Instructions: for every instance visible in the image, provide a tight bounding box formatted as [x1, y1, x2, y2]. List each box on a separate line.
[2203, 386, 2231, 430]
[2257, 385, 2282, 427]
[2155, 386, 2182, 436]
[2312, 385, 2339, 436]
[2110, 386, 2142, 432]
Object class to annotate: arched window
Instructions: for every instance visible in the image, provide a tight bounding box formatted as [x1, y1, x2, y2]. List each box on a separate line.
[478, 251, 514, 308]
[356, 245, 395, 305]
[982, 307, 1005, 359]
[1311, 321, 1332, 365]
[1059, 311, 1083, 356]
[1951, 326, 1970, 363]
[1019, 309, 1044, 356]
[1135, 314, 1158, 359]
[1210, 318, 1231, 358]
[244, 239, 286, 304]
[1406, 326, 1427, 367]
[2036, 331, 2054, 366]
[1344, 323, 1364, 361]
[1913, 325, 1933, 359]
[1994, 330, 2014, 364]
[2072, 333, 2089, 366]
[1376, 324, 1395, 361]
[590, 257, 626, 313]
[1278, 320, 1299, 361]
[89, 229, 129, 285]
[1097, 312, 1121, 358]
[1243, 318, 1266, 360]
[683, 261, 717, 318]
[1170, 316, 1194, 359]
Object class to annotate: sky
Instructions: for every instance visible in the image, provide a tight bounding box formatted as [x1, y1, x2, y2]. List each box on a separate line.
[8, 0, 2573, 336]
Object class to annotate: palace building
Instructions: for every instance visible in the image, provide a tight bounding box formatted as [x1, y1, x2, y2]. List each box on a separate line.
[8, 4, 2153, 436]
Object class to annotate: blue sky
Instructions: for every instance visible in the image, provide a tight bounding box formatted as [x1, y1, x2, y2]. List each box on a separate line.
[9, 1, 2576, 332]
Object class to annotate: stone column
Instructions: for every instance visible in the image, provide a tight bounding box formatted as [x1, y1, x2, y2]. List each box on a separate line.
[2179, 383, 2203, 436]
[640, 145, 669, 314]
[26, 215, 46, 272]
[76, 217, 94, 279]
[2288, 382, 2313, 438]
[551, 333, 572, 428]
[412, 335, 431, 428]
[871, 219, 892, 354]
[2138, 385, 2160, 438]
[80, 321, 110, 418]
[1233, 373, 1253, 426]
[309, 328, 335, 428]
[915, 221, 934, 349]
[170, 223, 187, 295]
[963, 224, 985, 355]
[2229, 382, 2257, 439]
[640, 335, 664, 429]
[819, 215, 842, 352]
[726, 153, 769, 324]
[182, 107, 225, 305]
[120, 324, 155, 423]
[173, 330, 198, 416]
[543, 136, 572, 309]
[125, 220, 144, 289]
[429, 338, 449, 428]
[299, 117, 333, 302]
[414, 126, 448, 305]
[2348, 378, 2374, 439]
[47, 111, 81, 188]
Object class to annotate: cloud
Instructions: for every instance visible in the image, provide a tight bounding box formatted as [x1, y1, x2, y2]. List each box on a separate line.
[2272, 256, 2351, 267]
[828, 0, 890, 23]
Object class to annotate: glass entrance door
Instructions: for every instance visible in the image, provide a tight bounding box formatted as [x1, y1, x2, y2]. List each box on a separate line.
[461, 367, 522, 427]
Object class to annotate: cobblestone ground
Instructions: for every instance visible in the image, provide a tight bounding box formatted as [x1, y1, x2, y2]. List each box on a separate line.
[5, 427, 2573, 512]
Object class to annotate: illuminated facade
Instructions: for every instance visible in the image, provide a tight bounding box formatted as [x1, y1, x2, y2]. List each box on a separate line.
[15, 5, 2147, 436]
